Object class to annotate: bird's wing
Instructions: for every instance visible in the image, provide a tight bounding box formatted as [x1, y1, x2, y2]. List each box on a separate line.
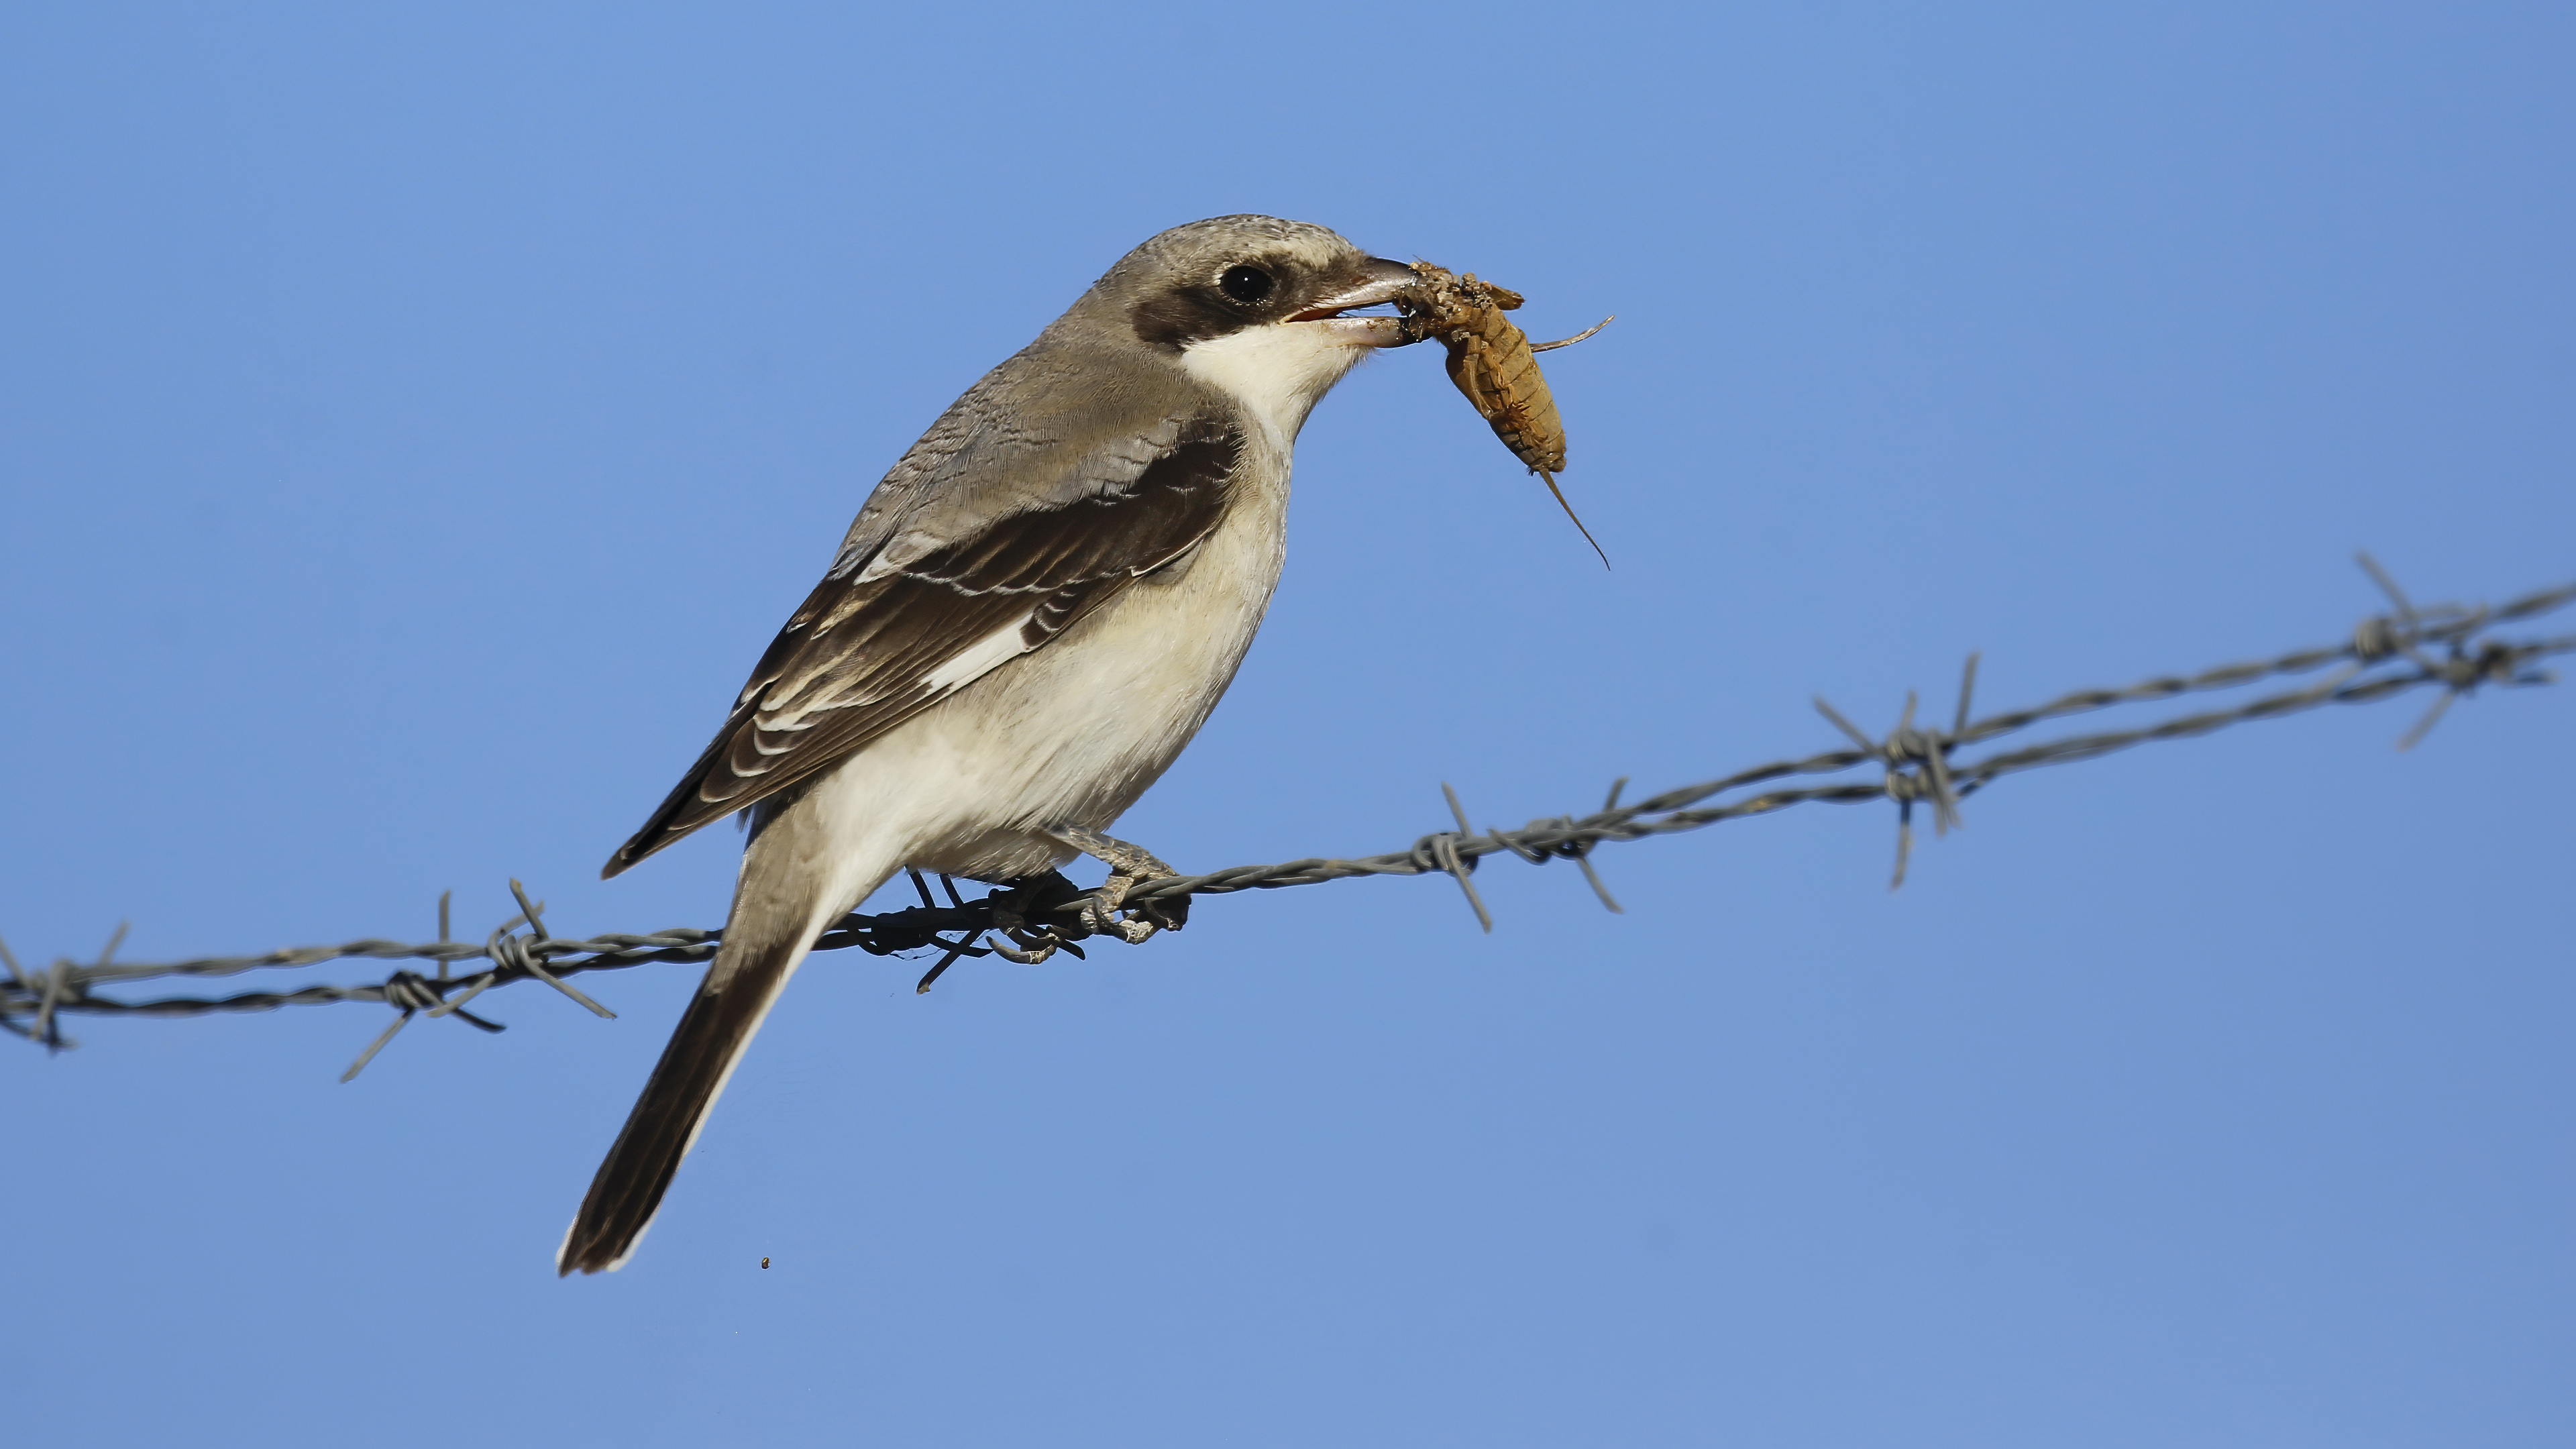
[604, 413, 1242, 876]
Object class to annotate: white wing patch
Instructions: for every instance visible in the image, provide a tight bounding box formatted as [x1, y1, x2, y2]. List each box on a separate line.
[920, 611, 1040, 692]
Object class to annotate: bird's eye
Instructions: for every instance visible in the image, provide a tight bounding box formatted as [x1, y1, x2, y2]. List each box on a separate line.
[1219, 265, 1274, 305]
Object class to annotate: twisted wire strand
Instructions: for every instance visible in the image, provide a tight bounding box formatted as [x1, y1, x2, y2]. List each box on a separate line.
[3, 566, 2567, 1071]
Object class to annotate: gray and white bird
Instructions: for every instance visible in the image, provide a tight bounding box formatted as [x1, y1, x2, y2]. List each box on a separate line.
[558, 215, 1419, 1275]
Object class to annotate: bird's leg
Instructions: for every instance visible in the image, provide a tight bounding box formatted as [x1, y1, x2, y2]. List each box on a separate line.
[1044, 824, 1191, 944]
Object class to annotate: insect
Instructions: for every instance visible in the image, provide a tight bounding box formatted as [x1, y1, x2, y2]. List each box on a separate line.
[1402, 262, 1613, 566]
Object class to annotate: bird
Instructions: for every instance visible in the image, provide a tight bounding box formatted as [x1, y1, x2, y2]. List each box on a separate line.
[557, 215, 1420, 1275]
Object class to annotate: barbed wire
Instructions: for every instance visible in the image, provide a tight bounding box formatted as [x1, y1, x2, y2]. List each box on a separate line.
[4, 557, 2568, 1079]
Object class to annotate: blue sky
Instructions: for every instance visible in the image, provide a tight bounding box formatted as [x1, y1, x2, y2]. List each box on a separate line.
[4, 3, 2571, 1444]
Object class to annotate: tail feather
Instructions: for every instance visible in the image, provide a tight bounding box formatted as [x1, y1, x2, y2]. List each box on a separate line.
[556, 952, 800, 1275]
[564, 774, 904, 1276]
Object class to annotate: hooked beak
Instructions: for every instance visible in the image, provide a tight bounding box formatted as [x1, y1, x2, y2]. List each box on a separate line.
[1289, 257, 1421, 347]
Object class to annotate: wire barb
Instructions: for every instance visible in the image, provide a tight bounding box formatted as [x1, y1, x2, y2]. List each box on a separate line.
[1421, 782, 1495, 933]
[1820, 684, 1968, 890]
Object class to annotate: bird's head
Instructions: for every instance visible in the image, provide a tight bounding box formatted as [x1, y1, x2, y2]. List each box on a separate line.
[1087, 215, 1419, 440]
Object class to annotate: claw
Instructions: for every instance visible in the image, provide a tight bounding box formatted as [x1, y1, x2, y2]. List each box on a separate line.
[1074, 879, 1159, 944]
[988, 934, 1059, 965]
[1047, 823, 1190, 945]
[1130, 890, 1189, 934]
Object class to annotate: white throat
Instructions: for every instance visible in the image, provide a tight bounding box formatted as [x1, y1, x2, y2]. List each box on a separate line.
[1178, 325, 1371, 451]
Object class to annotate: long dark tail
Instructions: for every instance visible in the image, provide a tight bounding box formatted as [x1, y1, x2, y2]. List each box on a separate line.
[555, 942, 801, 1275]
[562, 784, 899, 1275]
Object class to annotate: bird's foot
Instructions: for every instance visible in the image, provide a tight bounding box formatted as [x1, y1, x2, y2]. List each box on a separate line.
[1044, 824, 1191, 945]
[983, 870, 1087, 964]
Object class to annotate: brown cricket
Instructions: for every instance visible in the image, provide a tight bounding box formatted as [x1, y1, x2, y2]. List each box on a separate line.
[1400, 262, 1614, 566]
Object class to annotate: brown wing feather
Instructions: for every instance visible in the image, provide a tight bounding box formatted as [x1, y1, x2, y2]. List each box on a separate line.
[602, 421, 1240, 877]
